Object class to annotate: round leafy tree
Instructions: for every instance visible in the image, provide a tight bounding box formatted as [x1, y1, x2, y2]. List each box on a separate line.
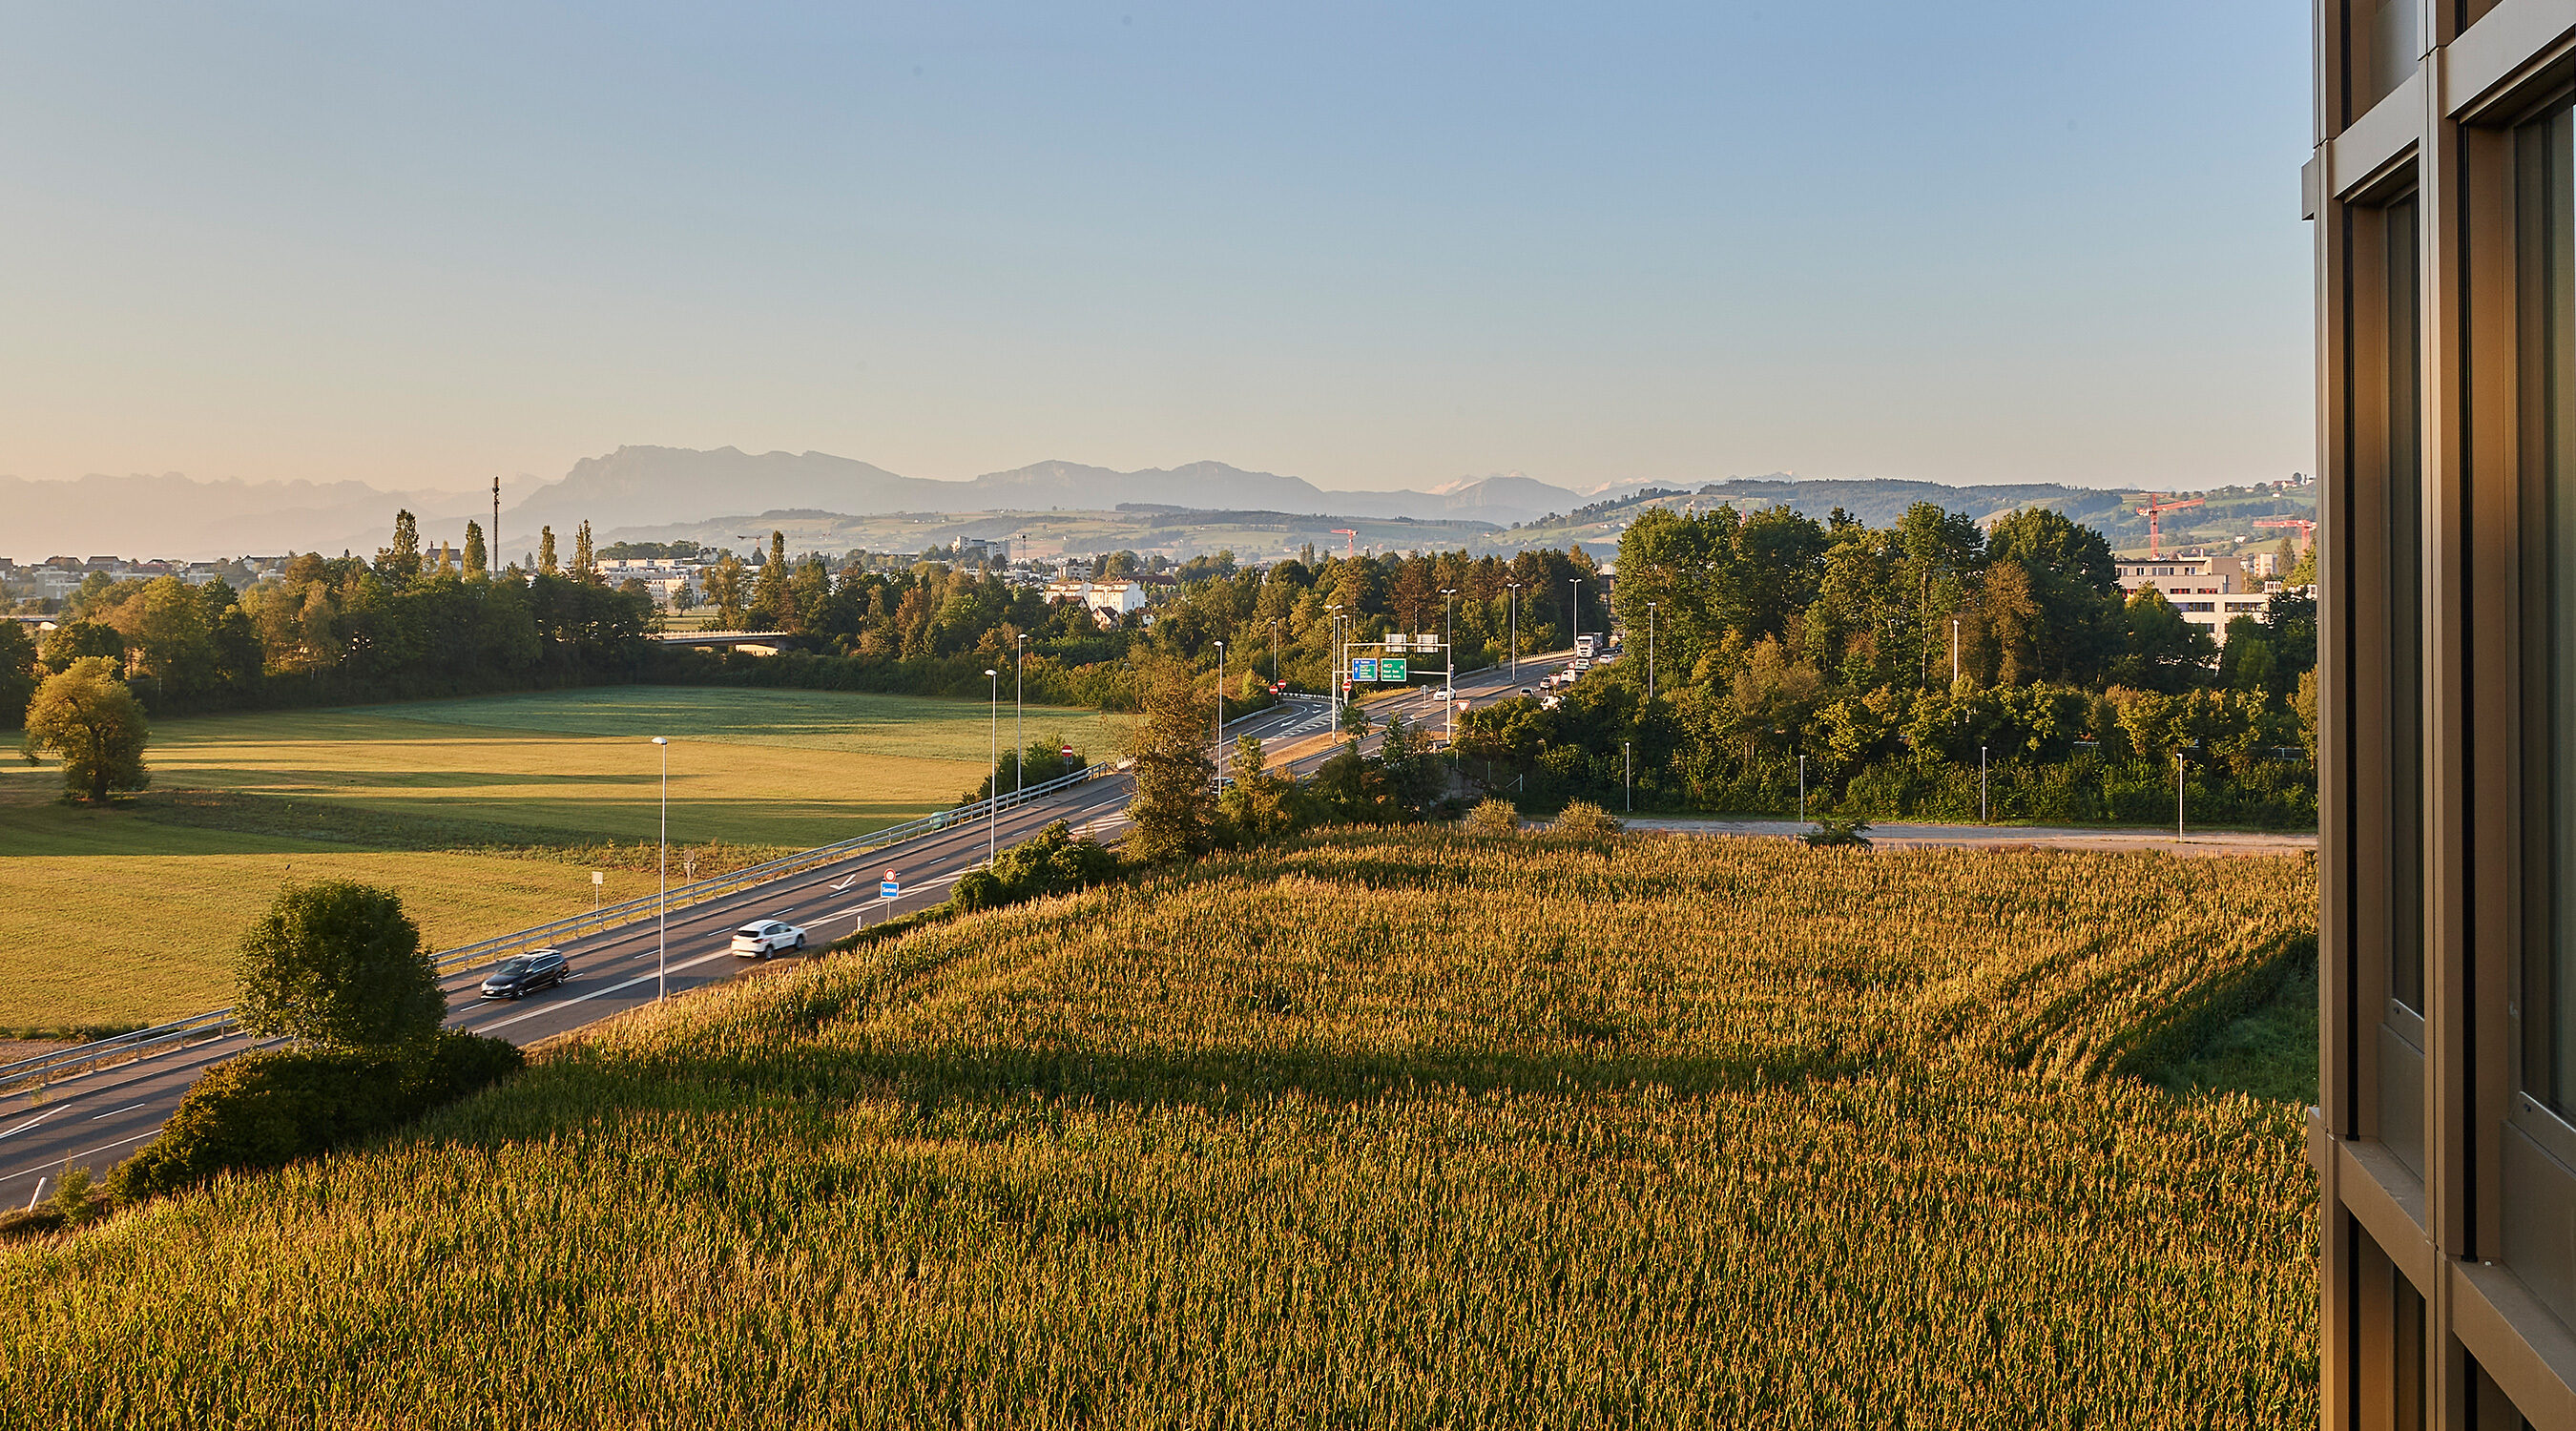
[22, 656, 150, 803]
[235, 881, 446, 1049]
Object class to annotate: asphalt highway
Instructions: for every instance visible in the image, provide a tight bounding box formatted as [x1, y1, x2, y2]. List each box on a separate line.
[0, 669, 1571, 1208]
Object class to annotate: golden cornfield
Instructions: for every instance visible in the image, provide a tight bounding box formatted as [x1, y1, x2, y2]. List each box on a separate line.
[0, 831, 2319, 1428]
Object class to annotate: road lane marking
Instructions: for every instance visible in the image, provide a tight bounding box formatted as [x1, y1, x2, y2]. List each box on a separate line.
[3, 1127, 164, 1185]
[89, 1101, 150, 1122]
[21, 780, 1138, 1115]
[465, 949, 737, 1035]
[0, 1108, 64, 1143]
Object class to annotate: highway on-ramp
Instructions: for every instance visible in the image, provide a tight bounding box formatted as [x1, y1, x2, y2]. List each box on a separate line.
[0, 668, 1575, 1208]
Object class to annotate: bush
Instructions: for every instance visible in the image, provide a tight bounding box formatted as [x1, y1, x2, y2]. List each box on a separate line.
[234, 881, 446, 1050]
[112, 1032, 522, 1202]
[948, 820, 1122, 916]
[948, 869, 1007, 914]
[1803, 817, 1873, 848]
[0, 1165, 109, 1242]
[1464, 798, 1522, 835]
[1552, 800, 1623, 836]
[417, 1027, 529, 1102]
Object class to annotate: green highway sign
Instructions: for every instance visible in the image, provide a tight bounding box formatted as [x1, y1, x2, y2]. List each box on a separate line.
[1381, 657, 1408, 682]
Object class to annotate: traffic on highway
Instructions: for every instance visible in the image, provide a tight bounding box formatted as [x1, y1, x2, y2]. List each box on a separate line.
[0, 661, 1570, 1207]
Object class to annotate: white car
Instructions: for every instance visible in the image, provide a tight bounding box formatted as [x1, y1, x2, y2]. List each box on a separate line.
[731, 920, 807, 959]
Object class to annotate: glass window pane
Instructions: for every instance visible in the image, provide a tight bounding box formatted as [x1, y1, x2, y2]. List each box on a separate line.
[2520, 110, 2576, 1115]
[2389, 197, 2425, 1015]
[2353, 0, 2420, 114]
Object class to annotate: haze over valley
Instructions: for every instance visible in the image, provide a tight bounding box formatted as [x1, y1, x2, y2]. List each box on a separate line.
[5, 446, 2313, 564]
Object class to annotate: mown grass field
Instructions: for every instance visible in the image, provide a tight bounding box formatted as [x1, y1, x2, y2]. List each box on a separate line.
[0, 686, 1121, 1032]
[2, 832, 2320, 1426]
[0, 794, 638, 1031]
[144, 687, 1123, 847]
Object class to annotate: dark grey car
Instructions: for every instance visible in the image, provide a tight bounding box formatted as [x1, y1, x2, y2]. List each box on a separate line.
[480, 949, 571, 1000]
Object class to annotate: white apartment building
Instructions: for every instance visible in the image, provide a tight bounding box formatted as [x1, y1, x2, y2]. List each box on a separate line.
[2113, 550, 2275, 647]
[1044, 579, 1147, 625]
[598, 559, 699, 608]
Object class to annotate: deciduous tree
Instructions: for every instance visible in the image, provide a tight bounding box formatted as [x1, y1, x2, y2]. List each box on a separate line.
[1124, 658, 1215, 863]
[375, 510, 424, 586]
[23, 656, 151, 802]
[39, 620, 125, 674]
[0, 621, 36, 728]
[234, 881, 445, 1050]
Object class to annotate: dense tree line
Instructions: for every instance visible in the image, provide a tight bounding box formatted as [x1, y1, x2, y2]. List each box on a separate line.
[0, 510, 1625, 752]
[1458, 502, 2321, 826]
[675, 534, 1610, 711]
[0, 512, 656, 722]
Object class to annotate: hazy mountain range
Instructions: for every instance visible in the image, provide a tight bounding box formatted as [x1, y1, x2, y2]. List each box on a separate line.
[503, 449, 1639, 545]
[1, 446, 2302, 564]
[0, 447, 1655, 562]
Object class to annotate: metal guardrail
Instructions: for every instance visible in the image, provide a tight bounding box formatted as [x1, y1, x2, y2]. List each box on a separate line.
[0, 761, 1123, 1093]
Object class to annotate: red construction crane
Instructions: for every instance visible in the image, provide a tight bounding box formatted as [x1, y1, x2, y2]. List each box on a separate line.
[1331, 529, 1359, 560]
[2134, 492, 2206, 558]
[2253, 517, 2317, 552]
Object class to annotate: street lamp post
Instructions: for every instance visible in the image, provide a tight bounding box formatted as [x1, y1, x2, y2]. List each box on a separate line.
[1505, 580, 1520, 683]
[1441, 589, 1459, 744]
[652, 736, 668, 1003]
[1981, 745, 1988, 824]
[1014, 633, 1027, 806]
[1570, 577, 1583, 656]
[1324, 604, 1343, 725]
[1624, 740, 1632, 813]
[1214, 640, 1226, 793]
[1647, 600, 1657, 700]
[1440, 589, 1456, 697]
[985, 669, 1000, 861]
[1797, 753, 1806, 823]
[1951, 617, 1961, 688]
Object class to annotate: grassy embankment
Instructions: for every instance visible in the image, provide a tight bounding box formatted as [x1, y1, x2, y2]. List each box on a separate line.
[4, 831, 2319, 1426]
[1, 687, 1120, 1034]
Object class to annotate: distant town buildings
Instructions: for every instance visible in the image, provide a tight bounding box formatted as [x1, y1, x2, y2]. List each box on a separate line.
[2113, 550, 2278, 646]
[1043, 578, 1148, 625]
[596, 559, 699, 607]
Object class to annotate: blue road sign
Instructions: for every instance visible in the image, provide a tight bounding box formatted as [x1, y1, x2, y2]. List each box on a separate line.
[882, 872, 900, 899]
[1350, 657, 1378, 682]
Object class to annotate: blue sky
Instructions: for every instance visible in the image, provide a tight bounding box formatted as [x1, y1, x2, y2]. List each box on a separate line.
[0, 3, 2314, 494]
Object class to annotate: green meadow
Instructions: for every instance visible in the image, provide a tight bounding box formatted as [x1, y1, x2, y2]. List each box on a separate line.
[1, 687, 1121, 1032]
